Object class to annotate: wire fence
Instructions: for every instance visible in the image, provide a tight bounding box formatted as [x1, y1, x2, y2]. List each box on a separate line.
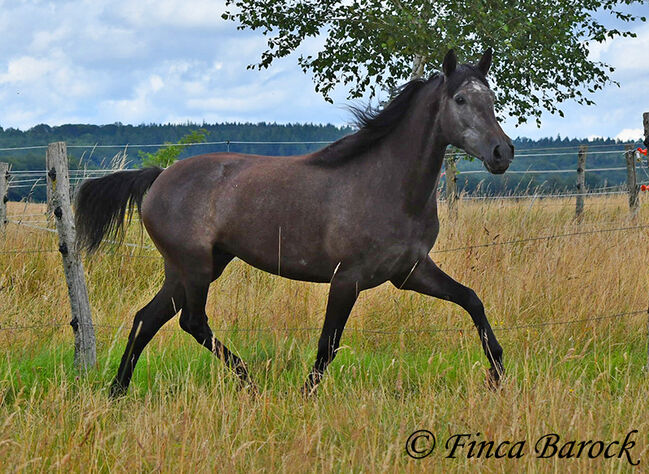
[2, 153, 646, 233]
[0, 309, 646, 335]
[2, 217, 648, 335]
[0, 139, 645, 153]
[5, 171, 645, 198]
[2, 219, 156, 252]
[2, 139, 647, 201]
[1, 139, 648, 339]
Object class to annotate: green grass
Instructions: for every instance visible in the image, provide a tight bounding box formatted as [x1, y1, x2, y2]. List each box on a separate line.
[1, 198, 648, 472]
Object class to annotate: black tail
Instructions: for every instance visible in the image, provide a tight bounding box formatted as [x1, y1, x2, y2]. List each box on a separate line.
[75, 167, 163, 253]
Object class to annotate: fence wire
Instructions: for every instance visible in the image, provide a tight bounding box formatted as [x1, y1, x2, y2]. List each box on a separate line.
[0, 309, 646, 334]
[0, 140, 642, 154]
[1, 144, 648, 339]
[4, 219, 648, 256]
[432, 224, 649, 253]
[2, 217, 648, 335]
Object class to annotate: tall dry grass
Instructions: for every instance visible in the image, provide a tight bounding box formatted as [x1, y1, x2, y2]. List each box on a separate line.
[0, 196, 648, 472]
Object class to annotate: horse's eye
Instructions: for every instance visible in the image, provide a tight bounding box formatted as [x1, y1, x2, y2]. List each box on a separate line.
[455, 95, 465, 105]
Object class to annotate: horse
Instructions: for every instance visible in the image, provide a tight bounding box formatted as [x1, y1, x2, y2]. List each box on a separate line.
[75, 49, 514, 397]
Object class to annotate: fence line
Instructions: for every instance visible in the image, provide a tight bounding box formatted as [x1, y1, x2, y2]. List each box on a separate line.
[0, 141, 641, 154]
[457, 166, 628, 175]
[431, 224, 649, 254]
[1, 135, 647, 372]
[457, 190, 627, 200]
[11, 167, 632, 180]
[5, 220, 156, 251]
[0, 308, 646, 335]
[12, 171, 115, 175]
[5, 181, 636, 199]
[4, 218, 647, 257]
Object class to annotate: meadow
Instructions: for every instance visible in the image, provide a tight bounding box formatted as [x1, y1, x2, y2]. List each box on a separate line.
[0, 196, 648, 472]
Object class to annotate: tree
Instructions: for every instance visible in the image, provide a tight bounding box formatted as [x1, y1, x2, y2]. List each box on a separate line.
[223, 0, 646, 125]
[139, 129, 208, 168]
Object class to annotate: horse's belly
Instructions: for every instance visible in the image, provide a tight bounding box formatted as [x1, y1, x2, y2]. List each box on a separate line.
[230, 250, 334, 283]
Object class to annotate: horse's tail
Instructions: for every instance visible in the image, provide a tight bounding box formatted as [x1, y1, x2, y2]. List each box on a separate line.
[75, 167, 163, 253]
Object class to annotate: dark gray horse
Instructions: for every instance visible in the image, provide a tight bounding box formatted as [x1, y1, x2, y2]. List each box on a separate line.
[75, 49, 514, 397]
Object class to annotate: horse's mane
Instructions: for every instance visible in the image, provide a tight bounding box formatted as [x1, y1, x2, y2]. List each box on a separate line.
[308, 75, 440, 165]
[308, 66, 488, 166]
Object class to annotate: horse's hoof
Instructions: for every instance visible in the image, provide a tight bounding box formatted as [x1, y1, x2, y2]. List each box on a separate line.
[487, 367, 503, 391]
[243, 382, 260, 397]
[301, 382, 319, 399]
[108, 381, 128, 400]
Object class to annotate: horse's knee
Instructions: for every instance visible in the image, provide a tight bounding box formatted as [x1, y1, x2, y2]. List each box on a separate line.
[461, 288, 485, 315]
[130, 309, 156, 339]
[179, 311, 205, 335]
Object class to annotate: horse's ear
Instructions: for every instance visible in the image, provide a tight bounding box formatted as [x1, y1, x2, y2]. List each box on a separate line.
[478, 48, 492, 76]
[442, 49, 457, 76]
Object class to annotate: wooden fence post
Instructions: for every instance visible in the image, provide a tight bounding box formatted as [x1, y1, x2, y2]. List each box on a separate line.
[0, 163, 8, 230]
[644, 112, 649, 167]
[575, 145, 587, 219]
[445, 150, 458, 219]
[46, 142, 96, 371]
[643, 113, 649, 374]
[624, 144, 639, 214]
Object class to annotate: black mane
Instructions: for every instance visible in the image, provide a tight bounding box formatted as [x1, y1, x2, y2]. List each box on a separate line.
[309, 77, 435, 165]
[309, 65, 488, 166]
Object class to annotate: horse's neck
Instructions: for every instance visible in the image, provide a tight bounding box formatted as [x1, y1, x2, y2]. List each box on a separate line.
[375, 113, 447, 215]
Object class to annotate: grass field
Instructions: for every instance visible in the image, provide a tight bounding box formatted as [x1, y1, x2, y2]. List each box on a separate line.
[1, 196, 648, 472]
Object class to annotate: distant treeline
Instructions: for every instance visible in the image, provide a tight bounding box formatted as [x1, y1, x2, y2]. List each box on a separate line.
[0, 122, 642, 201]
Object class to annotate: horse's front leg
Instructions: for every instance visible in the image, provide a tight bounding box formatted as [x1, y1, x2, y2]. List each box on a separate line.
[392, 256, 503, 387]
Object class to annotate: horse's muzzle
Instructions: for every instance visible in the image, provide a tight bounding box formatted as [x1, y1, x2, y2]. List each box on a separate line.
[484, 140, 514, 174]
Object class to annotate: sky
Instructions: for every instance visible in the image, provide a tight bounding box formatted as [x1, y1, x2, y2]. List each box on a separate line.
[0, 0, 647, 141]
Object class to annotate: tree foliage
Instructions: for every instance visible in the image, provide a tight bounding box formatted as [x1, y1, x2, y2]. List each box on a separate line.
[223, 0, 646, 125]
[139, 129, 209, 168]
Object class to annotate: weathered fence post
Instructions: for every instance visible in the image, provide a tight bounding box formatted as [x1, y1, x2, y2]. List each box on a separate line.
[644, 112, 649, 167]
[643, 113, 649, 374]
[624, 144, 639, 214]
[0, 163, 8, 230]
[445, 149, 458, 219]
[575, 145, 588, 219]
[46, 142, 96, 371]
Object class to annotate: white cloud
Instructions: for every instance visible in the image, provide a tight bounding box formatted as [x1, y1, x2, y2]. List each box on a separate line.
[114, 0, 227, 29]
[615, 128, 643, 141]
[608, 25, 649, 72]
[0, 0, 646, 137]
[148, 75, 164, 93]
[30, 26, 70, 51]
[0, 56, 57, 84]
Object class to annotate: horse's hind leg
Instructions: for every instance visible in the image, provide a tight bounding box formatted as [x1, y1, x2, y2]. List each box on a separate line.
[392, 256, 503, 387]
[110, 266, 185, 398]
[178, 252, 254, 389]
[302, 280, 358, 396]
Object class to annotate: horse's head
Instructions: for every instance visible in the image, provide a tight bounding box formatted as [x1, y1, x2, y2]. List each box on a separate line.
[438, 49, 514, 174]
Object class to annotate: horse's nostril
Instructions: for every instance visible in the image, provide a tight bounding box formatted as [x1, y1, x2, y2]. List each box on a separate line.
[493, 145, 502, 160]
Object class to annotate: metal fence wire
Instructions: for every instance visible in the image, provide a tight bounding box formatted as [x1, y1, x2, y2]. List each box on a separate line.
[1, 218, 647, 335]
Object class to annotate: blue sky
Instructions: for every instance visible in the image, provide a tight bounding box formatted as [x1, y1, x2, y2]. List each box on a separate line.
[0, 0, 647, 141]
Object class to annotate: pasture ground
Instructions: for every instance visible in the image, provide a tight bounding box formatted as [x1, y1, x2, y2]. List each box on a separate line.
[0, 197, 648, 472]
